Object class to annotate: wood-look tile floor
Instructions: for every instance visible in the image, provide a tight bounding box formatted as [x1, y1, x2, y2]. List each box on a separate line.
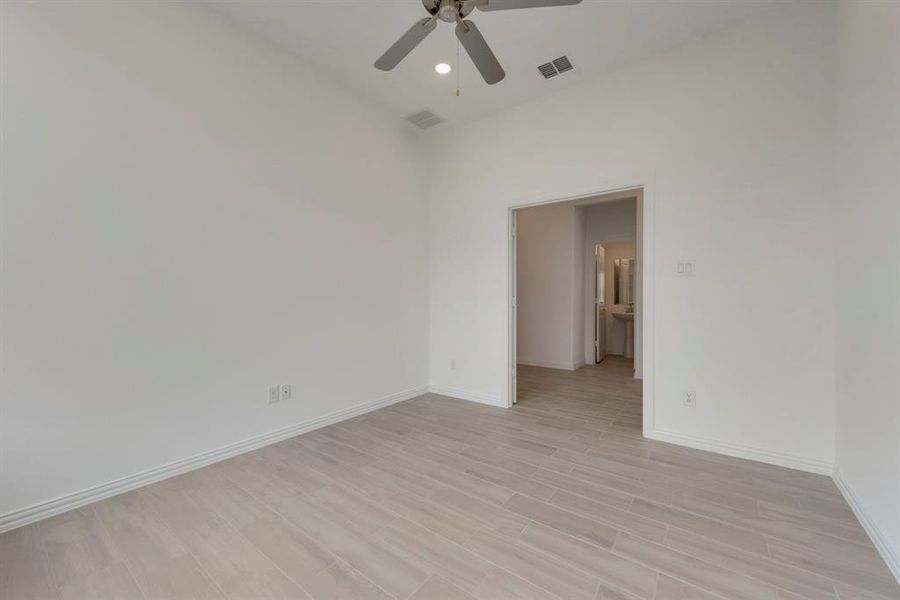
[3, 357, 898, 600]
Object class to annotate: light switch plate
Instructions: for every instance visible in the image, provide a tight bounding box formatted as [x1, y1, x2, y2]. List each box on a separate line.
[676, 261, 696, 277]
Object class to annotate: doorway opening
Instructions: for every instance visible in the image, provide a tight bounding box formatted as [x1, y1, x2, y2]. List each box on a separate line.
[509, 186, 650, 435]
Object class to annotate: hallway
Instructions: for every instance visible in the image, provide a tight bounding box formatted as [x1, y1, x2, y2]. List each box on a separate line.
[517, 356, 642, 433]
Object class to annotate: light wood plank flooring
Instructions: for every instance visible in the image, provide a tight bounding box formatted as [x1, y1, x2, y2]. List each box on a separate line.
[3, 358, 898, 600]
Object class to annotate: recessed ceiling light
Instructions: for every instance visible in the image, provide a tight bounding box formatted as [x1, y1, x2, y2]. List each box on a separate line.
[435, 63, 451, 75]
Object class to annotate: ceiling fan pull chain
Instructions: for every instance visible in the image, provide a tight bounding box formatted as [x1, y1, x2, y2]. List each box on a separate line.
[456, 37, 461, 97]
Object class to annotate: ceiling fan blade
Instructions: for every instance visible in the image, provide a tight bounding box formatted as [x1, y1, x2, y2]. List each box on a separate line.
[455, 20, 505, 85]
[374, 17, 437, 71]
[476, 0, 582, 11]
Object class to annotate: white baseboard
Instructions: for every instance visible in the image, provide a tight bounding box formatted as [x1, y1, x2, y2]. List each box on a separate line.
[833, 469, 900, 584]
[646, 428, 833, 475]
[0, 386, 427, 534]
[429, 385, 507, 408]
[517, 359, 580, 371]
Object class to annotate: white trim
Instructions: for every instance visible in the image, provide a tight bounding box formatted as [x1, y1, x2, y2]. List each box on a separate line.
[509, 208, 518, 406]
[646, 428, 834, 475]
[833, 468, 900, 583]
[639, 183, 655, 436]
[0, 386, 427, 534]
[429, 386, 506, 408]
[517, 359, 583, 371]
[505, 176, 655, 424]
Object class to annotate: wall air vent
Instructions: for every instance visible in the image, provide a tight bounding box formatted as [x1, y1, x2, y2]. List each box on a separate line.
[404, 109, 445, 130]
[537, 55, 574, 79]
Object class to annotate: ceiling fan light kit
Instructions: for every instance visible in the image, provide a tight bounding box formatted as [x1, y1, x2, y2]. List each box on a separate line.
[374, 0, 582, 85]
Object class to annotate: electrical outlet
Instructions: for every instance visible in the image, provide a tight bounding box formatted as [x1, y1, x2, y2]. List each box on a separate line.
[683, 390, 697, 408]
[268, 385, 281, 404]
[450, 359, 456, 370]
[281, 384, 292, 401]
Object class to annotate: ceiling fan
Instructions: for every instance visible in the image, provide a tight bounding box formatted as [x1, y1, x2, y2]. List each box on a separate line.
[374, 0, 583, 85]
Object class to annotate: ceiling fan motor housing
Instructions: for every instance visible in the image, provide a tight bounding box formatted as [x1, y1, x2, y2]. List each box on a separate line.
[426, 0, 475, 23]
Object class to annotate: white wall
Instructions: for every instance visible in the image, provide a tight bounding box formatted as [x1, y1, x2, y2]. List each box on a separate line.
[584, 198, 637, 244]
[0, 1, 428, 518]
[427, 1, 837, 470]
[833, 0, 900, 578]
[515, 202, 582, 370]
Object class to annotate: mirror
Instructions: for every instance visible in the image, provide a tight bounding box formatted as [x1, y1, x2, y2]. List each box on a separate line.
[614, 258, 635, 305]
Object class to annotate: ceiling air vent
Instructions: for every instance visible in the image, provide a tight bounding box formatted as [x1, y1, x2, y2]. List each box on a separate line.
[552, 55, 573, 74]
[404, 109, 445, 130]
[537, 55, 574, 79]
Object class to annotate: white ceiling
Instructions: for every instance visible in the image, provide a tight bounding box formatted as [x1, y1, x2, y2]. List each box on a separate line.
[198, 0, 781, 127]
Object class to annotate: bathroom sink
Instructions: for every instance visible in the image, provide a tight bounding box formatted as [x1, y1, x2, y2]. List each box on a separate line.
[612, 312, 635, 359]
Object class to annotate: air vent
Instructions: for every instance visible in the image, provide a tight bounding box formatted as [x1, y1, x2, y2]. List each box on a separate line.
[538, 62, 558, 79]
[537, 55, 574, 79]
[552, 55, 573, 74]
[404, 109, 445, 130]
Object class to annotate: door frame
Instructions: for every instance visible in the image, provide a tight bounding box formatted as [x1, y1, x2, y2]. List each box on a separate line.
[593, 242, 606, 365]
[507, 177, 655, 437]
